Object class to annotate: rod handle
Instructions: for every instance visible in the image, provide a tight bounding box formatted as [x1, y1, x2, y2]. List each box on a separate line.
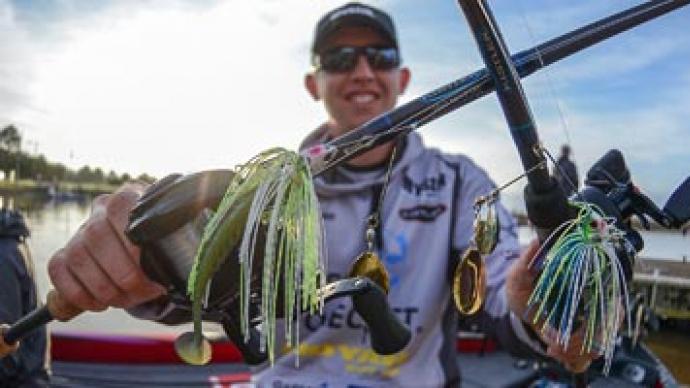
[45, 289, 83, 322]
[2, 290, 81, 346]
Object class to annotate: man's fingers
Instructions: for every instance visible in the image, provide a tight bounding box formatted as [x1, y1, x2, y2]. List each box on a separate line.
[0, 324, 19, 358]
[81, 207, 163, 307]
[62, 239, 130, 308]
[507, 239, 541, 317]
[48, 250, 107, 312]
[95, 183, 145, 259]
[85, 185, 164, 307]
[546, 336, 599, 373]
[47, 181, 163, 312]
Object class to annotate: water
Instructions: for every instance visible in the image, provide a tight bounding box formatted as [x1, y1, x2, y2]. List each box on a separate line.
[8, 194, 690, 336]
[9, 194, 191, 335]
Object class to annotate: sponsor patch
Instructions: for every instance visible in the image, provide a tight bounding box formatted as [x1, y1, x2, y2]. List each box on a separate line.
[402, 172, 446, 197]
[399, 204, 446, 222]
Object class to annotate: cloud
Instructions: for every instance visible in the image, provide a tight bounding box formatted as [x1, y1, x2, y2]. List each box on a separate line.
[387, 0, 690, 208]
[2, 0, 688, 202]
[2, 0, 345, 176]
[0, 2, 35, 124]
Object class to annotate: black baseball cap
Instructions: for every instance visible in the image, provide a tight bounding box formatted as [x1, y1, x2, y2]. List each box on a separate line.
[311, 2, 398, 55]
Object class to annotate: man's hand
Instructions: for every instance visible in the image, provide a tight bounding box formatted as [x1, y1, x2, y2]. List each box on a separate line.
[0, 324, 19, 358]
[506, 239, 600, 372]
[47, 182, 166, 312]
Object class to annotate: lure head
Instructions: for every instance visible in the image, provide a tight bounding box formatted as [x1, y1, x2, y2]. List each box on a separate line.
[473, 196, 499, 255]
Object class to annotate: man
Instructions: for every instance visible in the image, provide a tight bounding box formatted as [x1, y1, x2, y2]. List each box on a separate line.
[0, 209, 49, 388]
[44, 2, 597, 387]
[553, 144, 579, 196]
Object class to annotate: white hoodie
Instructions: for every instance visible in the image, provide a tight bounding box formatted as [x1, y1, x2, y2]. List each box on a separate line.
[252, 130, 545, 387]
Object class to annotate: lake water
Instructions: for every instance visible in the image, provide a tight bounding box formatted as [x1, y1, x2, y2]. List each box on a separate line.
[6, 194, 690, 335]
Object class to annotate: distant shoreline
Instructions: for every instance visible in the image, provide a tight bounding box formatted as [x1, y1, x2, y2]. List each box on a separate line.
[511, 212, 685, 232]
[0, 179, 118, 196]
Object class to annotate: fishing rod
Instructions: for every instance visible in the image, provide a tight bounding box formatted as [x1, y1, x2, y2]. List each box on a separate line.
[2, 0, 689, 367]
[307, 0, 690, 177]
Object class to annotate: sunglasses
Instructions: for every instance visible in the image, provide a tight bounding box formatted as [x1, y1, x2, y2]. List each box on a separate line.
[314, 46, 401, 73]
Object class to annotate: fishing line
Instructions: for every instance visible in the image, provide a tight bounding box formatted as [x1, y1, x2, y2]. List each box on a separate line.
[516, 1, 573, 146]
[453, 160, 546, 315]
[348, 140, 401, 294]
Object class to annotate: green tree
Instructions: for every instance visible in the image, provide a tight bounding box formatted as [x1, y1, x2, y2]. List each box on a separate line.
[0, 125, 22, 152]
[0, 125, 23, 179]
[106, 170, 120, 185]
[76, 166, 93, 182]
[93, 167, 104, 182]
[136, 173, 156, 184]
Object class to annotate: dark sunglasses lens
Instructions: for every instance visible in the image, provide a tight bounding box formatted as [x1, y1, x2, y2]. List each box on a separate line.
[365, 47, 399, 70]
[320, 47, 358, 72]
[319, 47, 399, 72]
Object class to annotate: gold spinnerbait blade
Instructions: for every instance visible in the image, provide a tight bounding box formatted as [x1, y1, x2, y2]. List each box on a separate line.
[348, 251, 390, 295]
[474, 198, 499, 255]
[452, 248, 486, 315]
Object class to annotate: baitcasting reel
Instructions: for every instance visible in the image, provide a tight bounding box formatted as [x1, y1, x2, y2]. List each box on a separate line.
[125, 169, 411, 365]
[572, 149, 689, 280]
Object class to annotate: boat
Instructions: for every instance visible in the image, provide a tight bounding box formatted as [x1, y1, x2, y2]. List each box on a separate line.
[633, 259, 690, 320]
[49, 331, 250, 387]
[48, 327, 678, 387]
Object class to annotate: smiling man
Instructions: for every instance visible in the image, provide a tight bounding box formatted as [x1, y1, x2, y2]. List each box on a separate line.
[304, 5, 409, 167]
[41, 2, 598, 387]
[253, 2, 576, 386]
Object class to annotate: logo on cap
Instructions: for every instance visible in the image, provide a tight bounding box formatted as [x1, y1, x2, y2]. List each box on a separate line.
[329, 5, 376, 22]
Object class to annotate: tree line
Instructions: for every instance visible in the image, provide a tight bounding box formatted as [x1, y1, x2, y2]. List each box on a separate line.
[0, 124, 155, 185]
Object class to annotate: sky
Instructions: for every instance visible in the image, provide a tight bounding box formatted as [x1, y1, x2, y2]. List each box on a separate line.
[1, 0, 689, 210]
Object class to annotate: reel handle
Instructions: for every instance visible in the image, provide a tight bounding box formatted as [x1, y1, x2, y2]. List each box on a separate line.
[321, 277, 411, 355]
[352, 280, 411, 355]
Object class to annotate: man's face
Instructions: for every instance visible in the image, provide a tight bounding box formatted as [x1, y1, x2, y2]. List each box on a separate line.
[306, 26, 410, 138]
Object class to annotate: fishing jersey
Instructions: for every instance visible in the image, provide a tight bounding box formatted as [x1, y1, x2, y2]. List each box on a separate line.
[250, 130, 546, 388]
